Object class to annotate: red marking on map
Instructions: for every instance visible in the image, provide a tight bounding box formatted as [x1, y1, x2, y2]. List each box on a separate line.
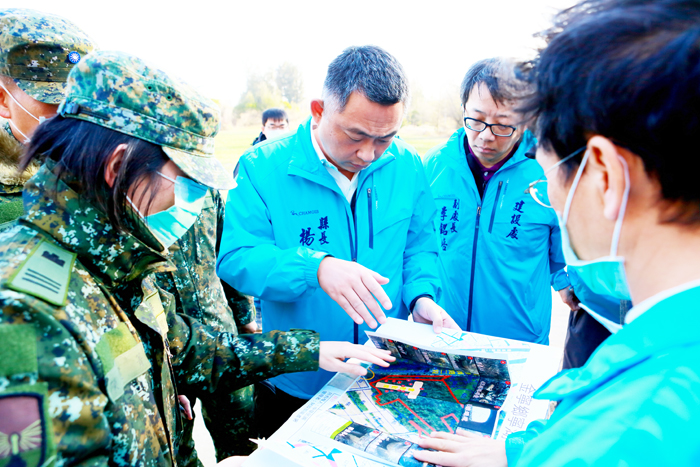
[440, 414, 459, 433]
[370, 374, 465, 434]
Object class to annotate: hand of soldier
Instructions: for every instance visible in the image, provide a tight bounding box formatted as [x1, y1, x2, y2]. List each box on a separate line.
[178, 395, 193, 420]
[317, 257, 392, 329]
[319, 341, 395, 376]
[240, 321, 259, 334]
[412, 297, 460, 334]
[413, 431, 507, 467]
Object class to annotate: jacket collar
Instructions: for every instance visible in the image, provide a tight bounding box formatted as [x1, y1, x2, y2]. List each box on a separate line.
[536, 284, 700, 400]
[22, 159, 172, 289]
[287, 117, 396, 192]
[0, 119, 40, 192]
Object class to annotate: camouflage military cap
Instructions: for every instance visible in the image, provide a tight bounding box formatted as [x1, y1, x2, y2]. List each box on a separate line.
[58, 51, 234, 190]
[0, 8, 96, 104]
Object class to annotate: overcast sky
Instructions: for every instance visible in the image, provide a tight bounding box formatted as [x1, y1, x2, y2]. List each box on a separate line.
[14, 0, 574, 104]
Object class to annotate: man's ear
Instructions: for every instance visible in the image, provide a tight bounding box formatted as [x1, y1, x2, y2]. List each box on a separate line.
[310, 99, 324, 124]
[0, 85, 12, 119]
[586, 135, 627, 221]
[104, 143, 128, 188]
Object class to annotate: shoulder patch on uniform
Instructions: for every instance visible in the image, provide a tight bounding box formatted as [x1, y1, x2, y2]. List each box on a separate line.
[0, 383, 55, 467]
[0, 325, 37, 378]
[6, 240, 76, 306]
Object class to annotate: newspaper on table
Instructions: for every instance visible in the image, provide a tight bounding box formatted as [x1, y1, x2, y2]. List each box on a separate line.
[244, 319, 562, 467]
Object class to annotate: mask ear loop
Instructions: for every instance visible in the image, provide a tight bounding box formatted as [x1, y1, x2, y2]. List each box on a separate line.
[610, 156, 630, 257]
[562, 149, 591, 225]
[156, 171, 178, 184]
[125, 194, 146, 218]
[0, 81, 42, 122]
[0, 81, 48, 144]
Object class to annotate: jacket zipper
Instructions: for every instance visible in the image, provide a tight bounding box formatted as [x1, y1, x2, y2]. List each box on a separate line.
[488, 181, 504, 233]
[466, 205, 481, 332]
[346, 191, 360, 344]
[367, 188, 374, 249]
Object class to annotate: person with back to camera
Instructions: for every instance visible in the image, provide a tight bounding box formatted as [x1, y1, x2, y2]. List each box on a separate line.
[413, 0, 700, 465]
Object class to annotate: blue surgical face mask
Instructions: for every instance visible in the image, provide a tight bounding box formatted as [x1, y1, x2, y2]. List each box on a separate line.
[558, 150, 632, 330]
[128, 172, 208, 250]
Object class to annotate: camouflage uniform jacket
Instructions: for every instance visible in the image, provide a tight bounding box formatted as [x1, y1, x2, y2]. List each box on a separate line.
[156, 189, 253, 334]
[0, 161, 320, 467]
[0, 119, 38, 225]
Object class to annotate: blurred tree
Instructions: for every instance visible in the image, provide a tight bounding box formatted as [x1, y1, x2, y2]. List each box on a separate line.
[235, 71, 282, 112]
[275, 62, 304, 104]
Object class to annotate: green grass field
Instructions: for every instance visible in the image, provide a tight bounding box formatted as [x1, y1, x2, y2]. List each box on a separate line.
[214, 126, 454, 174]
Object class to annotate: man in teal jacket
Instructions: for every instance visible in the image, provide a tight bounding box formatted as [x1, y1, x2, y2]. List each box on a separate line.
[423, 58, 573, 344]
[217, 46, 457, 436]
[413, 0, 700, 465]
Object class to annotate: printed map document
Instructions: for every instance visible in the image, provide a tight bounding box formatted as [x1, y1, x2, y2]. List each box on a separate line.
[244, 319, 562, 467]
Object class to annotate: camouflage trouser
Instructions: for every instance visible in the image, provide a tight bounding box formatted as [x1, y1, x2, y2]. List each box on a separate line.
[176, 384, 257, 466]
[203, 384, 257, 460]
[176, 406, 205, 467]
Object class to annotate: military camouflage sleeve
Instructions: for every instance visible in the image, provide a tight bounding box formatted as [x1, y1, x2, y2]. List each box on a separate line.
[214, 190, 255, 328]
[0, 293, 111, 467]
[167, 312, 319, 395]
[222, 281, 255, 329]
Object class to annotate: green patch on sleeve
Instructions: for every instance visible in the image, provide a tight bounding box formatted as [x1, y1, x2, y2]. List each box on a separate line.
[6, 240, 76, 307]
[95, 323, 151, 402]
[0, 325, 37, 377]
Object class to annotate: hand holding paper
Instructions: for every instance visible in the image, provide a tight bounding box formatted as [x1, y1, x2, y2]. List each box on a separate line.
[413, 297, 461, 333]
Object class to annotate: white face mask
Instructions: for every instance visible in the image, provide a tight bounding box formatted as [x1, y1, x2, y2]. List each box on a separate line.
[0, 80, 47, 144]
[264, 128, 289, 140]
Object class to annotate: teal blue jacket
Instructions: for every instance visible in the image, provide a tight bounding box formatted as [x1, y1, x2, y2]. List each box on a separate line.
[422, 129, 569, 344]
[506, 283, 700, 465]
[217, 119, 441, 399]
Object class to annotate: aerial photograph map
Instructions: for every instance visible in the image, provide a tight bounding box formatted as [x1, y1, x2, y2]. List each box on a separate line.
[328, 334, 512, 452]
[245, 319, 561, 467]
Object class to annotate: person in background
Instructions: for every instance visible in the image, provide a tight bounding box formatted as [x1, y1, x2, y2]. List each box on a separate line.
[251, 107, 289, 145]
[218, 45, 458, 438]
[422, 58, 574, 344]
[414, 0, 700, 464]
[0, 50, 394, 467]
[0, 8, 95, 225]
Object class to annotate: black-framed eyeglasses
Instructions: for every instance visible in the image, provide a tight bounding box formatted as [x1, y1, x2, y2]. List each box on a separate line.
[525, 146, 586, 208]
[464, 117, 517, 137]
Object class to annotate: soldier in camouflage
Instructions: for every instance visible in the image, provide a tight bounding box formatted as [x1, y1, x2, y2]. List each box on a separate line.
[0, 8, 95, 225]
[157, 189, 261, 465]
[0, 50, 394, 467]
[0, 9, 258, 461]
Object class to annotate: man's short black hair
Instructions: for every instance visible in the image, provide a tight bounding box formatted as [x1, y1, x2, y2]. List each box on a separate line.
[461, 58, 510, 107]
[262, 108, 288, 125]
[523, 0, 700, 222]
[322, 45, 409, 112]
